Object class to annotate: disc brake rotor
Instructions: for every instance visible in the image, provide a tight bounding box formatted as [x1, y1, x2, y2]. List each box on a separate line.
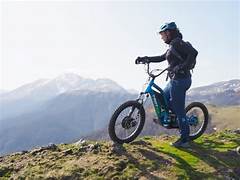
[122, 116, 137, 129]
[188, 115, 199, 126]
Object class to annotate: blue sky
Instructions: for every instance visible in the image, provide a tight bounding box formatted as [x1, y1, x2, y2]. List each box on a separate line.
[0, 0, 239, 91]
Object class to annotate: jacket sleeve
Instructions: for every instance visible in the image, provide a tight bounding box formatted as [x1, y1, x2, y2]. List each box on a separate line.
[171, 39, 198, 70]
[147, 51, 167, 63]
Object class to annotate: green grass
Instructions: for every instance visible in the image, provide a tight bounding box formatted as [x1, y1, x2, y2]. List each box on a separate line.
[148, 130, 240, 179]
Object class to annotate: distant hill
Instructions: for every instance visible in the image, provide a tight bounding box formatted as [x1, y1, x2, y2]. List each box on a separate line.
[0, 91, 136, 156]
[1, 130, 239, 179]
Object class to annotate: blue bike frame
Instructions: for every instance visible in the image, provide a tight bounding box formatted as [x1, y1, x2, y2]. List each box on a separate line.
[144, 78, 170, 126]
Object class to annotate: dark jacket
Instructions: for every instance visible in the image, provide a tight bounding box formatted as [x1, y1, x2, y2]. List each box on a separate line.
[148, 37, 198, 79]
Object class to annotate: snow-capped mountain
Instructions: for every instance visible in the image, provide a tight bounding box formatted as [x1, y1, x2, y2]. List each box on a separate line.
[187, 79, 240, 106]
[0, 73, 127, 120]
[0, 74, 136, 155]
[50, 74, 126, 94]
[1, 73, 126, 102]
[188, 79, 240, 96]
[0, 79, 49, 100]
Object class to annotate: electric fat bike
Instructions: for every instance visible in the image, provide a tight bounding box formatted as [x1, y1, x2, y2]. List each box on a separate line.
[108, 62, 208, 144]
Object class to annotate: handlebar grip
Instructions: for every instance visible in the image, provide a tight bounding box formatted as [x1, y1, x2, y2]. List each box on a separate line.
[135, 57, 150, 65]
[135, 58, 141, 64]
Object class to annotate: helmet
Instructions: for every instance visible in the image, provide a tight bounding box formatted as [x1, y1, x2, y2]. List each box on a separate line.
[159, 22, 177, 33]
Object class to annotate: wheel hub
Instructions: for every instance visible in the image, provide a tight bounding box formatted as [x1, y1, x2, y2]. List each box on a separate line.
[188, 115, 198, 126]
[122, 116, 136, 129]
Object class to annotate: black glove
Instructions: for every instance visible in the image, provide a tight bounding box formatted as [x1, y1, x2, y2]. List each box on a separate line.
[135, 56, 150, 64]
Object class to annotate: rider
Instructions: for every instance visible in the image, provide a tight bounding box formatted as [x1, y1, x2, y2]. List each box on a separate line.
[135, 22, 198, 148]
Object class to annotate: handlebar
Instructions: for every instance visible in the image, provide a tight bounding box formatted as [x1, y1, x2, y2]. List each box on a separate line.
[139, 62, 168, 79]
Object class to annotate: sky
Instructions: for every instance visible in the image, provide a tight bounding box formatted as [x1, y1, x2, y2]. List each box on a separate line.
[0, 0, 239, 91]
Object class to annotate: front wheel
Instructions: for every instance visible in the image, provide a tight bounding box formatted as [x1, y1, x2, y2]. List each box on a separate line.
[185, 102, 209, 140]
[108, 100, 145, 144]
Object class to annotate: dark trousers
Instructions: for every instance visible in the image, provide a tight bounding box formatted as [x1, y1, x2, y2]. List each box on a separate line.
[164, 77, 192, 142]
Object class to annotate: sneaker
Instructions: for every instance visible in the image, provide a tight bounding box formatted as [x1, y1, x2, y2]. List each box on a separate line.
[170, 139, 190, 148]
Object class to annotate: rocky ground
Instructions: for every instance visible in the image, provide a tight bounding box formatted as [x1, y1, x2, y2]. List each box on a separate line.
[0, 129, 240, 180]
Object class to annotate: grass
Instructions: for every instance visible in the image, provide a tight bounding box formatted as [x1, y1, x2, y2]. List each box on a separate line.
[148, 130, 240, 179]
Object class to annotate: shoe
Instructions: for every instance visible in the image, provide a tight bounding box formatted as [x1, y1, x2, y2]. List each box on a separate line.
[170, 139, 190, 148]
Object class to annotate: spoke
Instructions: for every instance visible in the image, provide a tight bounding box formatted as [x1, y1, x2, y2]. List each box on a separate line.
[114, 106, 141, 140]
[187, 107, 204, 136]
[115, 122, 122, 126]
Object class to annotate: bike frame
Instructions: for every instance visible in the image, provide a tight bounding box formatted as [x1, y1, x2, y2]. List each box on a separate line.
[143, 77, 170, 126]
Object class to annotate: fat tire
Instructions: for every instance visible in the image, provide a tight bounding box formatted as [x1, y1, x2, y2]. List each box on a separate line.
[185, 102, 209, 140]
[108, 100, 145, 144]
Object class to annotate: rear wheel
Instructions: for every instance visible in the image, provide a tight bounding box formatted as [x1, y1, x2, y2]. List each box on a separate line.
[185, 102, 208, 140]
[108, 100, 145, 144]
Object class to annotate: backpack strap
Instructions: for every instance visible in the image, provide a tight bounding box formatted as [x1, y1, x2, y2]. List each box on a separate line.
[170, 39, 197, 74]
[170, 45, 184, 62]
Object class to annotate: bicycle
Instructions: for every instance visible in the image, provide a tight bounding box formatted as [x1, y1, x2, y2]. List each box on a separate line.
[108, 61, 209, 144]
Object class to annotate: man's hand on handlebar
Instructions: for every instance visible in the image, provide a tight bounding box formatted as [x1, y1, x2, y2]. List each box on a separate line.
[135, 56, 150, 64]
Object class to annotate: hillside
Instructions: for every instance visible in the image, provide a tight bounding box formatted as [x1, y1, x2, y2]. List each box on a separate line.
[207, 105, 240, 130]
[1, 130, 240, 179]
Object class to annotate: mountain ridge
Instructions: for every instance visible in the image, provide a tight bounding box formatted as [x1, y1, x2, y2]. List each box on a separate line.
[187, 79, 240, 106]
[188, 79, 240, 95]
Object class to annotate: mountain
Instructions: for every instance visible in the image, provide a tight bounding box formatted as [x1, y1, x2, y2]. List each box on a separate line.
[186, 79, 240, 106]
[1, 73, 126, 101]
[0, 74, 136, 155]
[1, 130, 239, 179]
[0, 73, 127, 120]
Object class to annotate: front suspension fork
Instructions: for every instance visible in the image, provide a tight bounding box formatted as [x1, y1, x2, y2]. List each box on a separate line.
[128, 93, 148, 117]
